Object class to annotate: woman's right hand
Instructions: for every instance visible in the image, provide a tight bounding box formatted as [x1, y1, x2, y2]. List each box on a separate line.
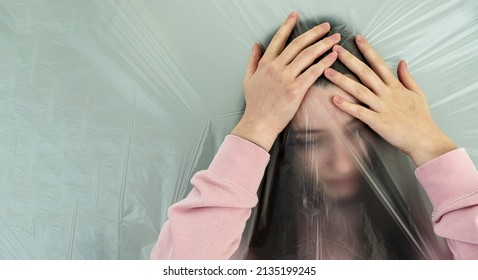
[231, 12, 340, 151]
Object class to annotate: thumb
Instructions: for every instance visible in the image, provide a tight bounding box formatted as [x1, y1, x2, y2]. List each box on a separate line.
[244, 43, 262, 80]
[397, 60, 422, 93]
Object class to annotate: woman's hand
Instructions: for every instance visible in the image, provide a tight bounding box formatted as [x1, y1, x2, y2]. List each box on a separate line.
[324, 35, 456, 167]
[231, 12, 340, 151]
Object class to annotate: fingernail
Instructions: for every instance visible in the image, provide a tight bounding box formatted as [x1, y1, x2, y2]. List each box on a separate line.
[333, 96, 343, 105]
[325, 68, 336, 77]
[289, 11, 297, 18]
[402, 59, 408, 69]
[321, 22, 330, 30]
[356, 34, 365, 43]
[331, 33, 340, 41]
[333, 45, 343, 54]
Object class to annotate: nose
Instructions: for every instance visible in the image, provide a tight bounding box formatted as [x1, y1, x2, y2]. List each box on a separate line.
[328, 141, 356, 175]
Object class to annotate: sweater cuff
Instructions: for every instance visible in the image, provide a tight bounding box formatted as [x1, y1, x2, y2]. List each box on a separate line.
[415, 148, 478, 211]
[208, 135, 270, 194]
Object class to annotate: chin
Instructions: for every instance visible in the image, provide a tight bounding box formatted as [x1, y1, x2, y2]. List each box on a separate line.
[323, 184, 362, 201]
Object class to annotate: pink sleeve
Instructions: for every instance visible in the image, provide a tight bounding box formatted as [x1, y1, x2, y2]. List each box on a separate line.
[150, 135, 270, 259]
[415, 148, 478, 259]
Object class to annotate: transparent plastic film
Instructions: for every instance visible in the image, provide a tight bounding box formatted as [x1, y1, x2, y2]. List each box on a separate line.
[237, 18, 454, 259]
[241, 92, 452, 259]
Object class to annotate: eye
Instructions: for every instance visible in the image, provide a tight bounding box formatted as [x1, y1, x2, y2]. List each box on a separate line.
[293, 138, 324, 148]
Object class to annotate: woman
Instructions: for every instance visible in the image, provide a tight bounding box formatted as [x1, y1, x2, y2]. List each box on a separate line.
[151, 12, 478, 259]
[239, 17, 452, 260]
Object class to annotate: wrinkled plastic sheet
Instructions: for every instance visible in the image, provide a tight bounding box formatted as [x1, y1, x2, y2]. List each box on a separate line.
[0, 0, 477, 259]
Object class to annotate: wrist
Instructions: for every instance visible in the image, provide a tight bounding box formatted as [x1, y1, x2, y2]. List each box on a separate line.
[231, 119, 279, 152]
[410, 132, 457, 167]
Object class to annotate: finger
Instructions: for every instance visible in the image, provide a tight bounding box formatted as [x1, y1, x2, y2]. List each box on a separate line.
[244, 43, 263, 80]
[332, 95, 379, 127]
[355, 35, 397, 85]
[295, 51, 337, 90]
[324, 68, 382, 112]
[277, 22, 332, 65]
[397, 60, 423, 95]
[262, 12, 298, 61]
[288, 33, 340, 77]
[333, 44, 386, 95]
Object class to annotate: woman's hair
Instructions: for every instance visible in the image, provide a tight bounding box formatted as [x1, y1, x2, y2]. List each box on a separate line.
[239, 17, 452, 260]
[263, 17, 366, 87]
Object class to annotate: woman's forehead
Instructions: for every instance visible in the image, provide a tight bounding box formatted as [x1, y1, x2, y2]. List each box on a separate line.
[292, 85, 359, 130]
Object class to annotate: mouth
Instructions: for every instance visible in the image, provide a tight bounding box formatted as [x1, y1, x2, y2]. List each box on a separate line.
[325, 177, 357, 188]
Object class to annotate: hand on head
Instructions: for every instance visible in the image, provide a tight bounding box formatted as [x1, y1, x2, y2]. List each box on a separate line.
[232, 11, 339, 151]
[324, 36, 456, 166]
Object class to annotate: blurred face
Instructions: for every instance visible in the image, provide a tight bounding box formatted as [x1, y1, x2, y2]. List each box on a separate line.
[290, 85, 370, 200]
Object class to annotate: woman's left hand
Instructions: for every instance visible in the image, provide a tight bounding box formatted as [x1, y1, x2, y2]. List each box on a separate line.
[323, 35, 456, 167]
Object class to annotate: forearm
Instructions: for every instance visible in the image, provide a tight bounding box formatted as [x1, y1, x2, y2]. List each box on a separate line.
[415, 148, 478, 259]
[151, 135, 270, 259]
[151, 175, 257, 260]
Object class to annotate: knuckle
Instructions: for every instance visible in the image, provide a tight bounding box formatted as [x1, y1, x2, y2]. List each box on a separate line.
[379, 116, 391, 130]
[390, 80, 403, 90]
[275, 28, 287, 40]
[354, 105, 365, 118]
[264, 62, 279, 76]
[300, 48, 315, 61]
[326, 36, 336, 45]
[382, 121, 391, 133]
[382, 87, 393, 95]
[288, 37, 302, 49]
[356, 85, 369, 96]
[326, 51, 337, 62]
[257, 59, 267, 68]
[292, 27, 325, 49]
[313, 24, 324, 33]
[308, 67, 319, 77]
[309, 64, 324, 77]
[285, 83, 299, 96]
[311, 25, 326, 38]
[314, 41, 330, 55]
[364, 68, 376, 78]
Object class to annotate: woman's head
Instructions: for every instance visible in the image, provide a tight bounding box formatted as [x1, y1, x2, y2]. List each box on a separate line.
[280, 18, 371, 200]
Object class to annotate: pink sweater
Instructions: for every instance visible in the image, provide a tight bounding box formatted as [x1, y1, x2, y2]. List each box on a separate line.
[151, 135, 478, 259]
